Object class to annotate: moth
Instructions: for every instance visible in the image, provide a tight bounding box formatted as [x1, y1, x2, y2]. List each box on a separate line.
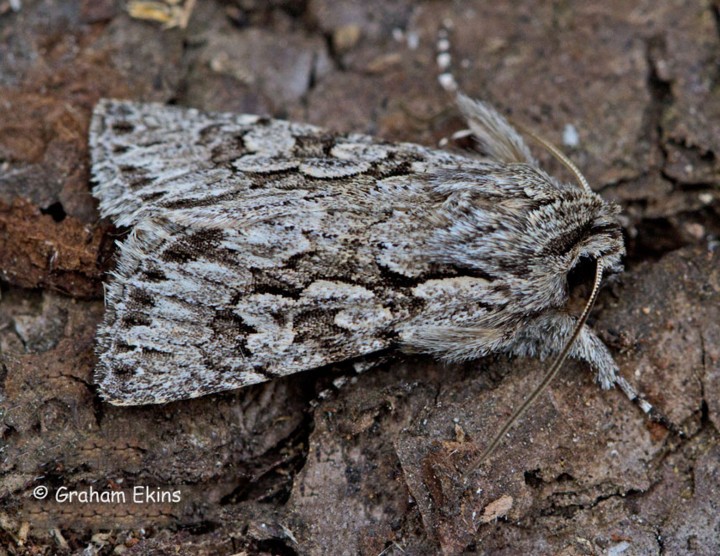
[91, 96, 655, 458]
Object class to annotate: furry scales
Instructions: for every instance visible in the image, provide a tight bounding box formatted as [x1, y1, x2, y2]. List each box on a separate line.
[90, 97, 625, 405]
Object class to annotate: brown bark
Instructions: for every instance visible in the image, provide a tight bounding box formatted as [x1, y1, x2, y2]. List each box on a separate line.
[1, 1, 718, 554]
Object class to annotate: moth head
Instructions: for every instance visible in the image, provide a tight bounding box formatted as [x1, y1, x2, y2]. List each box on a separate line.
[564, 196, 625, 286]
[468, 116, 626, 471]
[455, 94, 626, 285]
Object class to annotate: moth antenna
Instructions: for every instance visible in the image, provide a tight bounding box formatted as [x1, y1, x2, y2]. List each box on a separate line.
[510, 120, 592, 194]
[467, 258, 606, 473]
[508, 123, 682, 438]
[433, 22, 589, 194]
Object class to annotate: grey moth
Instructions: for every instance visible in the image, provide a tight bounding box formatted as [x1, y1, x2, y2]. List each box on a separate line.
[90, 96, 630, 427]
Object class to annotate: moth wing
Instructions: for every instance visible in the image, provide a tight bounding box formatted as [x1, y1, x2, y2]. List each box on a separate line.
[95, 210, 408, 405]
[92, 99, 541, 405]
[91, 100, 487, 405]
[89, 99, 325, 227]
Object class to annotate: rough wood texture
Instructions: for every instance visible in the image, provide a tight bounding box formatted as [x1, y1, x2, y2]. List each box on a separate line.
[0, 1, 718, 554]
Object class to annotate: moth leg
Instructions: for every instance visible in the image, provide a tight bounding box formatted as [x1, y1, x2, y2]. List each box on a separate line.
[613, 375, 681, 434]
[507, 312, 618, 388]
[570, 324, 619, 389]
[551, 321, 674, 429]
[614, 376, 653, 415]
[510, 312, 677, 432]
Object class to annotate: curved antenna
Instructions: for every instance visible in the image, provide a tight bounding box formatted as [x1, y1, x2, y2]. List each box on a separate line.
[511, 119, 592, 194]
[466, 258, 605, 475]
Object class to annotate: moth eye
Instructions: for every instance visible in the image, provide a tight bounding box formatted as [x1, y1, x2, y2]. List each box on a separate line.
[567, 255, 596, 292]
